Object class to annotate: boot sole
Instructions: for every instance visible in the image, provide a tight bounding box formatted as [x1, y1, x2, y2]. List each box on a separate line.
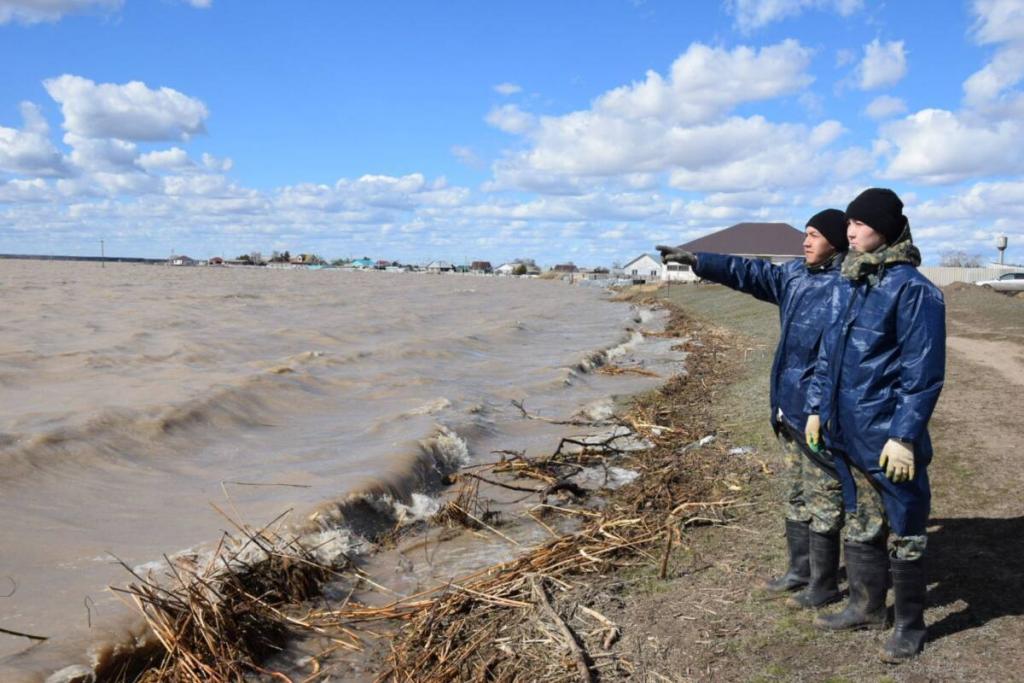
[813, 617, 889, 631]
[760, 583, 808, 597]
[762, 579, 809, 593]
[879, 648, 923, 664]
[785, 593, 842, 610]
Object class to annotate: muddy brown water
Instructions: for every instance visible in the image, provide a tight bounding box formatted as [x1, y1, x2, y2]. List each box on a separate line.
[0, 261, 683, 677]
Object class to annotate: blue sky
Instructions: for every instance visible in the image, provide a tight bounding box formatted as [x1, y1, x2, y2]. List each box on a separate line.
[2, 0, 1023, 265]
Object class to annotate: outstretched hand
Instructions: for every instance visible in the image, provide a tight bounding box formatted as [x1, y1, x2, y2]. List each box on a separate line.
[655, 245, 697, 266]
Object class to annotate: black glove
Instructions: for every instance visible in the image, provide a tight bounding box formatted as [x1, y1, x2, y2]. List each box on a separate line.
[655, 245, 697, 266]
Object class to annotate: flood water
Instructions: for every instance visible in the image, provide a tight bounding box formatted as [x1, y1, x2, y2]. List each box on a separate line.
[0, 261, 677, 668]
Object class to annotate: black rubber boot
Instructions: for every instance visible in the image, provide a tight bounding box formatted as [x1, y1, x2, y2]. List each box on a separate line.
[880, 555, 927, 663]
[814, 540, 889, 630]
[764, 520, 810, 593]
[787, 530, 841, 609]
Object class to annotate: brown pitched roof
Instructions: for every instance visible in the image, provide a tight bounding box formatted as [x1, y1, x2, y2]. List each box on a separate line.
[680, 222, 804, 256]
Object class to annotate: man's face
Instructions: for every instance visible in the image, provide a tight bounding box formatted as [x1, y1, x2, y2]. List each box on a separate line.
[847, 219, 887, 254]
[803, 226, 836, 266]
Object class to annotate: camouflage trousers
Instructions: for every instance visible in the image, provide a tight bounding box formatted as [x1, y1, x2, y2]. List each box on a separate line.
[843, 466, 927, 561]
[778, 431, 843, 535]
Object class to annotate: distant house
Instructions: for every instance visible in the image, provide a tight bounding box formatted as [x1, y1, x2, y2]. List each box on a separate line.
[426, 260, 455, 273]
[290, 253, 326, 265]
[495, 261, 540, 276]
[169, 255, 196, 266]
[663, 262, 698, 282]
[349, 257, 375, 269]
[679, 222, 804, 264]
[470, 261, 493, 274]
[620, 253, 663, 282]
[208, 256, 225, 266]
[553, 263, 579, 273]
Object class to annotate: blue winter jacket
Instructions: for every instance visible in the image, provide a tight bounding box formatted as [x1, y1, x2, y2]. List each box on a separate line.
[694, 252, 842, 436]
[805, 263, 945, 536]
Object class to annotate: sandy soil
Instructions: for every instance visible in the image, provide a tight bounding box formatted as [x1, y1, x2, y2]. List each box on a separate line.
[598, 283, 1024, 682]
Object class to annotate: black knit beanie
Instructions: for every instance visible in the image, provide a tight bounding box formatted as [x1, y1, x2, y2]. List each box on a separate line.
[846, 188, 906, 245]
[806, 208, 849, 252]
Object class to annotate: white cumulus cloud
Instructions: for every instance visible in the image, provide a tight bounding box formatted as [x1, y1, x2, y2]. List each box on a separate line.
[880, 108, 1024, 184]
[64, 133, 137, 171]
[0, 178, 54, 203]
[0, 0, 121, 24]
[201, 152, 233, 172]
[971, 0, 1024, 46]
[865, 95, 908, 119]
[0, 102, 68, 176]
[138, 147, 192, 171]
[726, 0, 864, 33]
[877, 2, 1024, 186]
[963, 1, 1024, 106]
[482, 41, 840, 194]
[963, 46, 1024, 104]
[44, 75, 209, 141]
[486, 104, 536, 134]
[666, 120, 851, 192]
[858, 39, 907, 90]
[594, 40, 813, 126]
[275, 173, 469, 215]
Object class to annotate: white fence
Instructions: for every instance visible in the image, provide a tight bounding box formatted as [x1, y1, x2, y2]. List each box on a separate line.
[917, 267, 1010, 287]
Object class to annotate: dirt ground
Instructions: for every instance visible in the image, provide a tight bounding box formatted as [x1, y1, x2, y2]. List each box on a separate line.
[600, 282, 1024, 682]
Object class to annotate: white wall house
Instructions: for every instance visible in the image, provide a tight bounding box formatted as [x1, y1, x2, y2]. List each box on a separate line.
[663, 262, 699, 282]
[620, 253, 663, 282]
[426, 260, 454, 273]
[494, 261, 540, 276]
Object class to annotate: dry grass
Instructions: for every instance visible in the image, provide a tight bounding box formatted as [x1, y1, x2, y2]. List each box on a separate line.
[115, 510, 346, 682]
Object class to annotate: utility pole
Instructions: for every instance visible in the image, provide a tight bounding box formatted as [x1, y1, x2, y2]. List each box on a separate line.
[100, 239, 105, 268]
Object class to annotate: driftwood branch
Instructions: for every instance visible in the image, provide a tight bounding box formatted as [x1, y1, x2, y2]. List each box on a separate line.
[0, 626, 47, 641]
[553, 433, 625, 458]
[512, 399, 616, 427]
[578, 605, 620, 649]
[531, 577, 594, 683]
[457, 471, 543, 493]
[543, 481, 590, 500]
[659, 525, 674, 580]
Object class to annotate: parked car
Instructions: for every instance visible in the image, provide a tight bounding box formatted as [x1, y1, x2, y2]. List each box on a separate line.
[975, 272, 1024, 292]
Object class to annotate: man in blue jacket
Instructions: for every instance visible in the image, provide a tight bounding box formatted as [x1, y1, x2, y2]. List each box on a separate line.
[804, 188, 945, 663]
[657, 209, 848, 610]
